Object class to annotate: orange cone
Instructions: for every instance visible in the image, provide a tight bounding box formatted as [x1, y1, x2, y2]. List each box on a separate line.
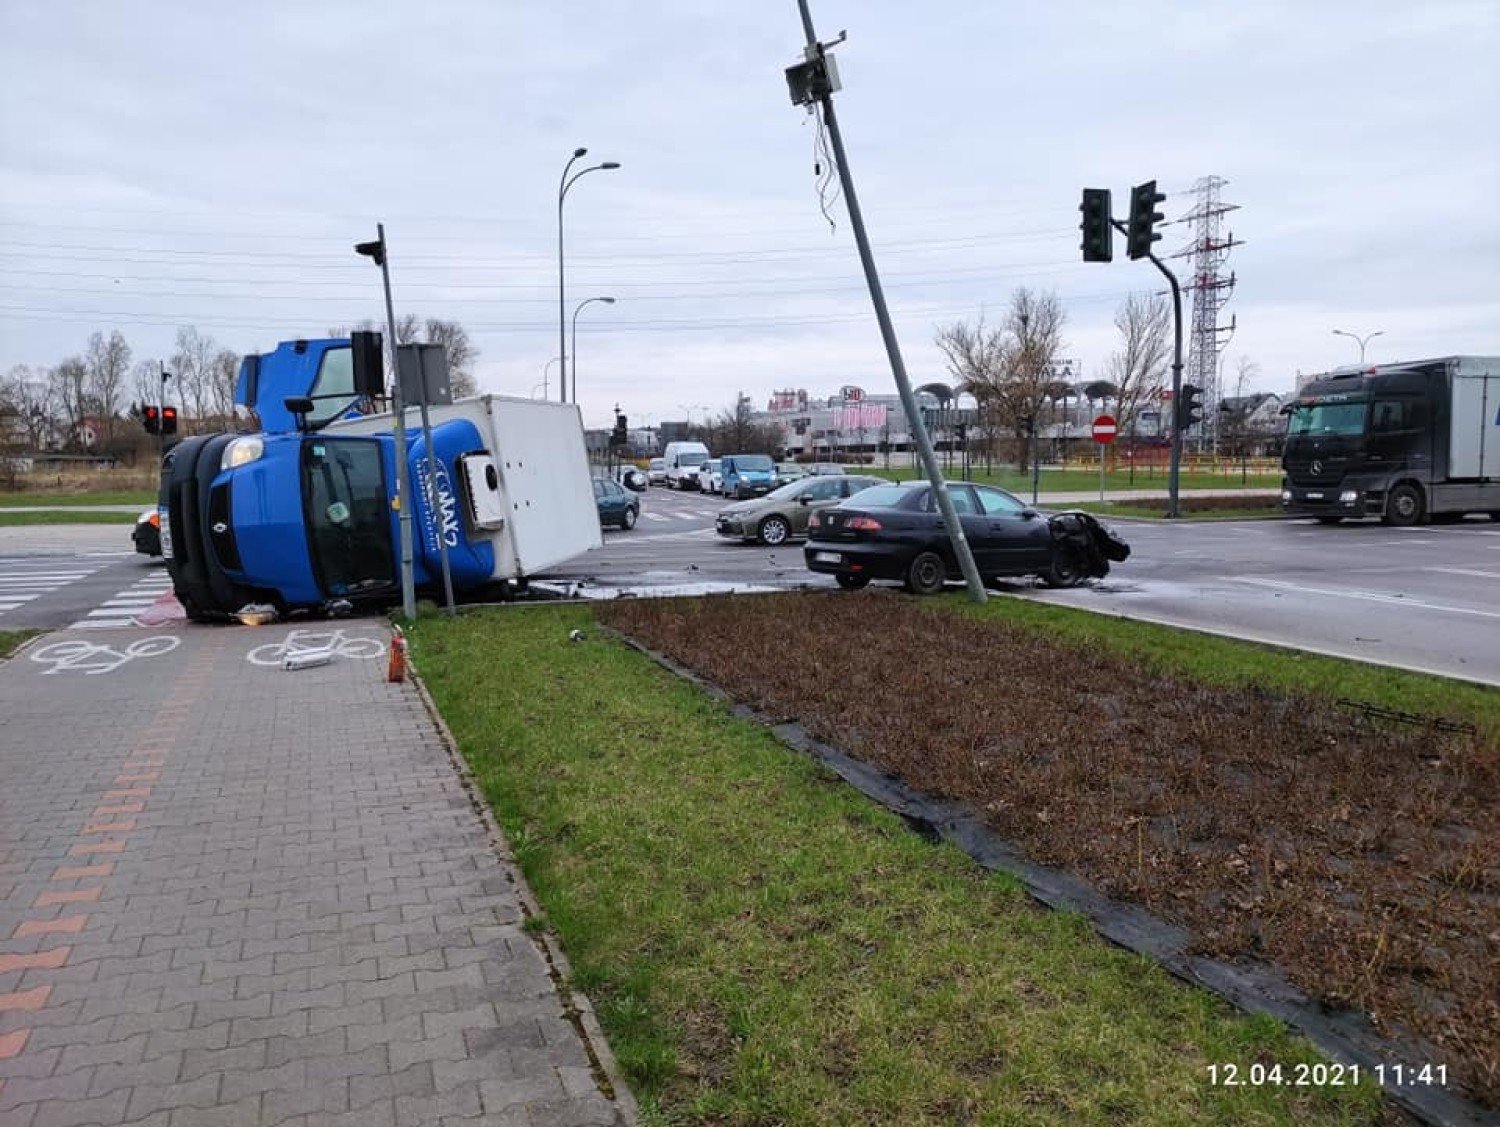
[387, 628, 407, 683]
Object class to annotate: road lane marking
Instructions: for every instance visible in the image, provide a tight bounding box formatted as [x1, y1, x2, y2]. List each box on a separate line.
[1425, 567, 1500, 579]
[1231, 576, 1500, 620]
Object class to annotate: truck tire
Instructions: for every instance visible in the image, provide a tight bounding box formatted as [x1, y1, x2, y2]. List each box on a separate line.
[904, 551, 947, 596]
[1382, 483, 1425, 527]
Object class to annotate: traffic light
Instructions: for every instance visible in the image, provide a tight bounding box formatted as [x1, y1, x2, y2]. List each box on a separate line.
[161, 406, 178, 436]
[1079, 188, 1113, 263]
[1126, 179, 1166, 260]
[142, 405, 160, 435]
[612, 412, 627, 447]
[1176, 384, 1203, 432]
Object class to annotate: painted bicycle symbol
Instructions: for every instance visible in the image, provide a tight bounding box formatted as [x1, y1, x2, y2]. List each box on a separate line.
[246, 628, 386, 667]
[30, 635, 181, 676]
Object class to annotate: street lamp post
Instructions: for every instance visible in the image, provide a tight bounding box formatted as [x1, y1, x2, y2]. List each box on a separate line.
[1332, 328, 1384, 364]
[570, 297, 616, 409]
[558, 148, 620, 404]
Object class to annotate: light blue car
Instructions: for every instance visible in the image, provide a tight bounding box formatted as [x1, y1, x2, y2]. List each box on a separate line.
[719, 453, 777, 500]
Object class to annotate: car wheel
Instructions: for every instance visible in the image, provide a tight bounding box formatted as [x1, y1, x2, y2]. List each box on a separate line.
[904, 551, 946, 596]
[621, 506, 637, 530]
[1042, 551, 1086, 589]
[757, 515, 790, 546]
[1314, 516, 1343, 525]
[835, 573, 870, 591]
[1382, 483, 1425, 526]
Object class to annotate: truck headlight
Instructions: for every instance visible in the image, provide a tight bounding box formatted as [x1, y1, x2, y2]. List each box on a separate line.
[1339, 490, 1358, 503]
[221, 436, 265, 471]
[1280, 489, 1291, 502]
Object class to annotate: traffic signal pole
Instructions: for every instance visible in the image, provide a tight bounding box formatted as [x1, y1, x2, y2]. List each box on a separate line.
[1112, 218, 1185, 518]
[790, 0, 986, 603]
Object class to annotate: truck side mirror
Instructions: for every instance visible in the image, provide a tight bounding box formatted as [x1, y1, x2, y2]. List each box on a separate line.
[284, 396, 314, 431]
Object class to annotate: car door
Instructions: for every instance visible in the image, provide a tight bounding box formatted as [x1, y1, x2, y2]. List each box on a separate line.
[791, 476, 846, 535]
[974, 485, 1050, 573]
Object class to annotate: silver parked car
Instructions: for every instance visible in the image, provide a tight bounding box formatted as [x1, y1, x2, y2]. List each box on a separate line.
[714, 474, 886, 546]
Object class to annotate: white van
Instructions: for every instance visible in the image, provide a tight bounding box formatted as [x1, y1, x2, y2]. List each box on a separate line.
[663, 441, 711, 490]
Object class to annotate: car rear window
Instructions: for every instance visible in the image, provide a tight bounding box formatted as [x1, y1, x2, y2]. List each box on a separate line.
[842, 484, 910, 508]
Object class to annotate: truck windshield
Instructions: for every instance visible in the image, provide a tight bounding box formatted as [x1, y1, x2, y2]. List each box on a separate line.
[301, 438, 395, 597]
[679, 452, 707, 467]
[1286, 400, 1368, 438]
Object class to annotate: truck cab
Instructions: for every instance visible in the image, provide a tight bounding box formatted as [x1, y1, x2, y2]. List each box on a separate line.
[1281, 356, 1500, 525]
[160, 335, 600, 621]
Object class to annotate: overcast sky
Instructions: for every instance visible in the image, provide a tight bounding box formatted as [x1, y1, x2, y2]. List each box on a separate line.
[2, 1, 1497, 428]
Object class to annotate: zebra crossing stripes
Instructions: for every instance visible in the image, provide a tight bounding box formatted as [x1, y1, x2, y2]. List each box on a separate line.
[0, 564, 101, 618]
[642, 508, 717, 522]
[70, 570, 176, 630]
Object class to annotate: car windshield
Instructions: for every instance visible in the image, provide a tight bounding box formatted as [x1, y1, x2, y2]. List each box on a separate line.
[841, 484, 911, 508]
[649, 459, 664, 470]
[734, 455, 774, 472]
[1286, 400, 1367, 437]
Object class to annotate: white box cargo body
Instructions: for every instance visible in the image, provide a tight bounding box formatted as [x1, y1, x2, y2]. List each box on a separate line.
[330, 395, 602, 579]
[1448, 356, 1500, 479]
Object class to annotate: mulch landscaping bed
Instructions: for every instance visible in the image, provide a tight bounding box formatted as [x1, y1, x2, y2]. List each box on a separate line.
[596, 592, 1500, 1109]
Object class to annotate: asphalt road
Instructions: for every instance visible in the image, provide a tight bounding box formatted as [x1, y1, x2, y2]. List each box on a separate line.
[3, 489, 1498, 685]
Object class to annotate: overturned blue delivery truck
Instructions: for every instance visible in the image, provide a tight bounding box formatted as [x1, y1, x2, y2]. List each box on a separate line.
[158, 334, 601, 621]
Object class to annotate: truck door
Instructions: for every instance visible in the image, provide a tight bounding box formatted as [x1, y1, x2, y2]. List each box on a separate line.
[1367, 397, 1430, 478]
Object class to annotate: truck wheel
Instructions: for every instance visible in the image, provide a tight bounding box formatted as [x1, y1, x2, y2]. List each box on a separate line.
[1382, 483, 1425, 526]
[835, 573, 870, 591]
[757, 515, 790, 546]
[904, 551, 946, 596]
[621, 507, 637, 530]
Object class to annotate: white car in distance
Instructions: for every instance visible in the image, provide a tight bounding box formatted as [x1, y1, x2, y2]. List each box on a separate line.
[696, 459, 723, 494]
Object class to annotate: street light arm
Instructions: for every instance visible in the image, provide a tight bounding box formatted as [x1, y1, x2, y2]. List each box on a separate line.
[561, 162, 621, 202]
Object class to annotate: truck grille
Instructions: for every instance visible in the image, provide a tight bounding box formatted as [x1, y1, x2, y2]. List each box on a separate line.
[1284, 456, 1347, 486]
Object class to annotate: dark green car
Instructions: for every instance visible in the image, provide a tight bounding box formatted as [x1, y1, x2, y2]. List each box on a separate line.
[593, 477, 638, 530]
[714, 474, 885, 545]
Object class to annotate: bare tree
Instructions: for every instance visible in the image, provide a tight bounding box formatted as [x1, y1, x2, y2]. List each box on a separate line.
[210, 349, 240, 421]
[424, 319, 478, 397]
[937, 289, 1066, 471]
[1, 366, 58, 449]
[933, 315, 1006, 469]
[130, 359, 165, 415]
[1106, 293, 1171, 439]
[171, 327, 220, 433]
[50, 357, 89, 448]
[85, 330, 132, 448]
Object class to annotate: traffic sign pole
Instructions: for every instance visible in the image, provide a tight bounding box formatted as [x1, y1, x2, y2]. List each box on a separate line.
[1091, 414, 1117, 503]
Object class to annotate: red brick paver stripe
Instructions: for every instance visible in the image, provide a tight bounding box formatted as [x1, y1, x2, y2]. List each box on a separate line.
[102, 787, 150, 800]
[92, 803, 143, 817]
[67, 839, 126, 856]
[14, 915, 89, 939]
[0, 1029, 30, 1060]
[53, 863, 113, 880]
[81, 819, 136, 834]
[0, 985, 51, 1012]
[33, 887, 102, 908]
[0, 948, 69, 974]
[112, 772, 160, 784]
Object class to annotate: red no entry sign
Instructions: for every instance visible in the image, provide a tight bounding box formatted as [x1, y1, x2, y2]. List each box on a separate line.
[1091, 415, 1118, 444]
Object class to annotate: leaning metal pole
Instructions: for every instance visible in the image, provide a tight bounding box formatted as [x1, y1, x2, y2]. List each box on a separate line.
[373, 224, 418, 619]
[1114, 218, 1185, 518]
[794, 1, 986, 602]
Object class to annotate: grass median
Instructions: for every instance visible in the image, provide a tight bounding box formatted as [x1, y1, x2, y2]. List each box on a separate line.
[409, 604, 1395, 1126]
[0, 510, 139, 526]
[0, 630, 41, 659]
[0, 489, 155, 507]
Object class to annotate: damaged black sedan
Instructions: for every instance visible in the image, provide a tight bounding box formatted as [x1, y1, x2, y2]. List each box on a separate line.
[803, 481, 1129, 594]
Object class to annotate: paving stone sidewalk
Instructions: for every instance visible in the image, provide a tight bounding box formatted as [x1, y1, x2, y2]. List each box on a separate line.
[0, 623, 632, 1127]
